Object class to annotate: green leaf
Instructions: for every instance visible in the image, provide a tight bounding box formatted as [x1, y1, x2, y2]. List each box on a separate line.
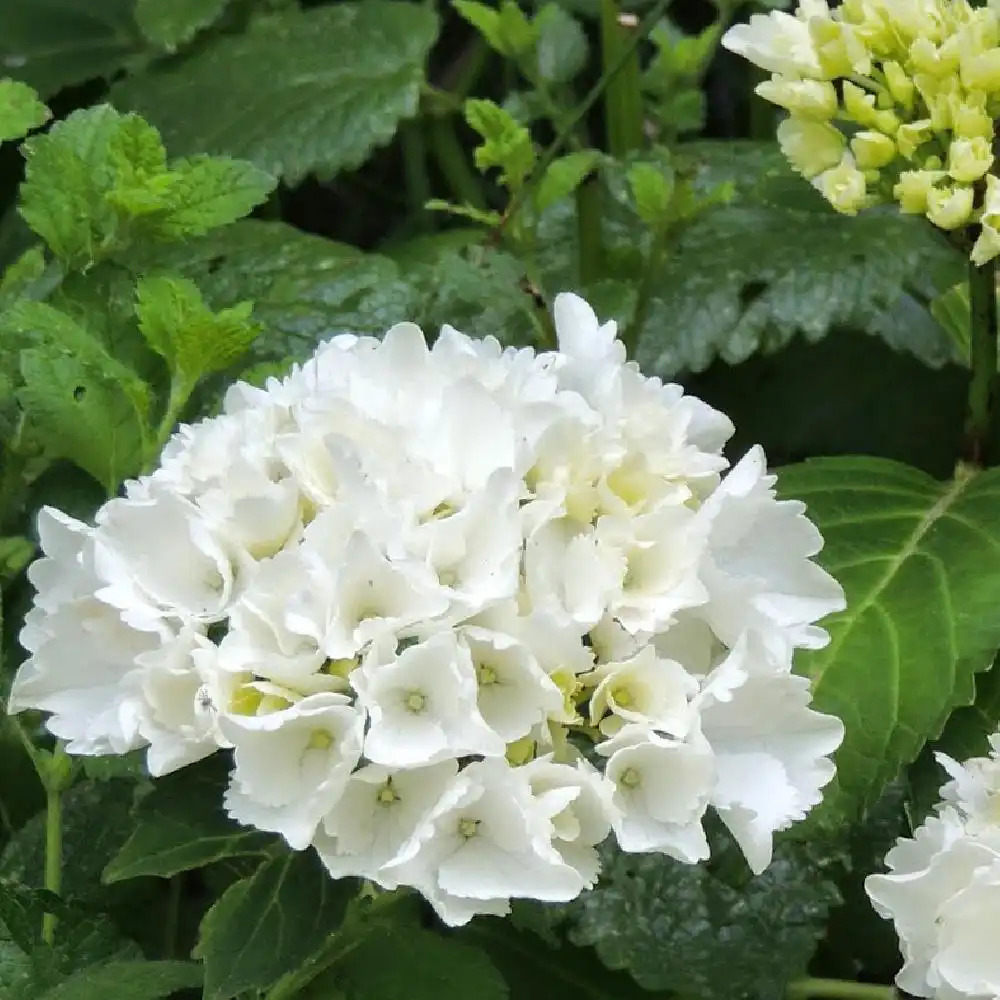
[0, 538, 34, 584]
[560, 836, 840, 1000]
[134, 0, 231, 49]
[534, 5, 588, 84]
[779, 457, 1000, 819]
[536, 151, 601, 213]
[17, 347, 149, 492]
[453, 0, 536, 57]
[105, 756, 274, 883]
[0, 0, 145, 98]
[930, 280, 971, 366]
[0, 246, 48, 309]
[194, 850, 356, 1000]
[0, 880, 55, 952]
[112, 4, 439, 184]
[0, 80, 50, 143]
[134, 221, 419, 364]
[331, 925, 509, 1000]
[465, 99, 536, 191]
[36, 961, 201, 1000]
[136, 274, 258, 386]
[627, 161, 675, 229]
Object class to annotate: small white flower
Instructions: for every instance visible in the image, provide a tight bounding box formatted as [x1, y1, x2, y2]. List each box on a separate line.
[721, 11, 824, 79]
[220, 692, 364, 849]
[351, 632, 504, 767]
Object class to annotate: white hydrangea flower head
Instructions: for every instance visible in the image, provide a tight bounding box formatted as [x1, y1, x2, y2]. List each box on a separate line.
[8, 292, 846, 926]
[723, 0, 1000, 263]
[866, 735, 1000, 999]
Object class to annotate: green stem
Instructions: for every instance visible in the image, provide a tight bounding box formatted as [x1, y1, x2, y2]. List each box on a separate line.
[600, 0, 645, 156]
[576, 175, 604, 285]
[505, 0, 670, 230]
[401, 119, 432, 227]
[41, 750, 65, 946]
[427, 116, 487, 209]
[963, 254, 998, 465]
[162, 875, 183, 959]
[787, 979, 895, 1000]
[146, 376, 195, 474]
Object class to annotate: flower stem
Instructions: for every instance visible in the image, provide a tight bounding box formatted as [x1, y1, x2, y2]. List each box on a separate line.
[576, 175, 604, 285]
[788, 979, 895, 1000]
[622, 225, 671, 360]
[427, 116, 486, 210]
[41, 751, 65, 946]
[401, 119, 432, 226]
[962, 254, 998, 465]
[600, 0, 645, 157]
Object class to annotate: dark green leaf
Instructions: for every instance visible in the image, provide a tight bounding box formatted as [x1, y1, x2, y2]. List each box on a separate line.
[0, 0, 144, 98]
[194, 850, 355, 999]
[36, 960, 201, 1000]
[779, 458, 1000, 819]
[112, 4, 439, 184]
[105, 756, 274, 883]
[134, 0, 231, 49]
[562, 836, 840, 1000]
[0, 880, 56, 952]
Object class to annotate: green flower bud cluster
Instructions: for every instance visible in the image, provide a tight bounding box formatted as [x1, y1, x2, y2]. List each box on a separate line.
[723, 0, 1000, 264]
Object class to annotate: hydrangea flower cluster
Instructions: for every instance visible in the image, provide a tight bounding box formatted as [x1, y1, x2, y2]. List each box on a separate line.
[722, 0, 1000, 263]
[866, 736, 1000, 1000]
[8, 293, 845, 926]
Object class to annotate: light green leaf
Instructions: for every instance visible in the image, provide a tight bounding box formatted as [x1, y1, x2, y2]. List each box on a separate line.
[36, 961, 201, 1000]
[0, 80, 50, 143]
[559, 837, 840, 1000]
[18, 347, 149, 492]
[136, 274, 258, 385]
[466, 99, 536, 191]
[453, 0, 536, 57]
[536, 150, 601, 213]
[329, 925, 509, 1000]
[425, 199, 503, 227]
[135, 0, 231, 49]
[0, 0, 145, 98]
[930, 280, 971, 366]
[104, 756, 274, 883]
[779, 457, 1000, 819]
[112, 3, 439, 184]
[627, 161, 675, 229]
[0, 538, 34, 584]
[0, 246, 48, 309]
[194, 851, 356, 1000]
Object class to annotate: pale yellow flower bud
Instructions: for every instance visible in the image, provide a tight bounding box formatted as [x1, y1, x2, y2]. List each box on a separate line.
[972, 175, 1000, 265]
[809, 18, 871, 77]
[755, 78, 838, 119]
[910, 38, 959, 78]
[893, 169, 948, 214]
[961, 49, 1000, 92]
[850, 131, 896, 169]
[948, 136, 994, 182]
[842, 81, 878, 125]
[925, 184, 975, 230]
[777, 117, 846, 179]
[883, 61, 915, 109]
[812, 154, 868, 215]
[896, 119, 935, 158]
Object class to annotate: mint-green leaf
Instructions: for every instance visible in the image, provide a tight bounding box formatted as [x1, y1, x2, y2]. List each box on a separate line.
[627, 161, 675, 229]
[562, 837, 840, 1000]
[104, 756, 274, 883]
[155, 156, 275, 237]
[112, 4, 439, 184]
[135, 0, 231, 49]
[779, 457, 1000, 820]
[136, 274, 258, 384]
[536, 150, 601, 213]
[0, 80, 49, 143]
[36, 961, 202, 1000]
[465, 99, 536, 191]
[0, 0, 144, 98]
[0, 538, 34, 584]
[453, 0, 536, 57]
[194, 851, 356, 1000]
[333, 926, 509, 1000]
[0, 246, 48, 309]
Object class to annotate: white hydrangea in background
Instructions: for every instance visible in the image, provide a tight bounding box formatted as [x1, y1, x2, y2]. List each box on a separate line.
[7, 292, 846, 926]
[866, 737, 1000, 1000]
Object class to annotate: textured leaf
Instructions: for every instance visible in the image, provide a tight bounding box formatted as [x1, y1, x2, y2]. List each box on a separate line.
[112, 4, 440, 184]
[134, 0, 231, 49]
[779, 457, 1000, 819]
[137, 221, 418, 364]
[0, 880, 56, 952]
[194, 850, 356, 999]
[136, 274, 258, 385]
[36, 961, 201, 1000]
[0, 246, 48, 309]
[332, 925, 509, 1000]
[536, 150, 601, 212]
[0, 80, 49, 143]
[0, 0, 145, 98]
[563, 836, 839, 1000]
[105, 756, 274, 883]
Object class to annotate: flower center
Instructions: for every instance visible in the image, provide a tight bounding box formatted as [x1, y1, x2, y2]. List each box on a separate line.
[620, 767, 642, 789]
[404, 690, 427, 714]
[457, 817, 480, 839]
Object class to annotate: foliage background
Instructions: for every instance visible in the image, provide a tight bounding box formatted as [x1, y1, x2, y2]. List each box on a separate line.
[0, 1, 993, 999]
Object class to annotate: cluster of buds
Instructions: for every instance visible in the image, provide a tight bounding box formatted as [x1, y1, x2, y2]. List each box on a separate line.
[723, 0, 1000, 264]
